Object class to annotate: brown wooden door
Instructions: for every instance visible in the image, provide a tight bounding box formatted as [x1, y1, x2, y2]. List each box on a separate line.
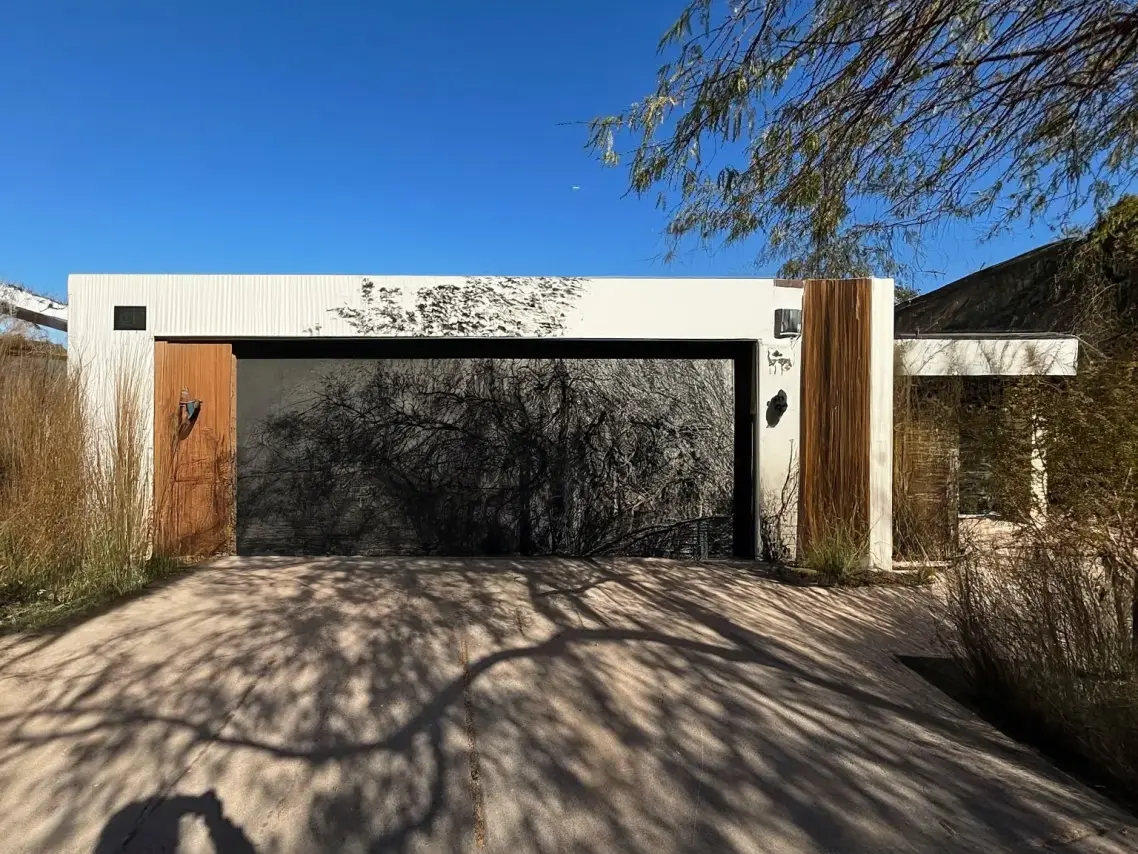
[154, 342, 236, 556]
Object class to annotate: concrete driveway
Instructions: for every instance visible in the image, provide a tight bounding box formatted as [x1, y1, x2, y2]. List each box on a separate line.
[0, 557, 1135, 854]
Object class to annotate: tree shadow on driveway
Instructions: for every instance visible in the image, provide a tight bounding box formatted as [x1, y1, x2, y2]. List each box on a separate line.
[1, 556, 1135, 853]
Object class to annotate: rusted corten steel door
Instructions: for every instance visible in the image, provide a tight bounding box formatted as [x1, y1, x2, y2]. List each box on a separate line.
[797, 278, 873, 559]
[153, 342, 236, 556]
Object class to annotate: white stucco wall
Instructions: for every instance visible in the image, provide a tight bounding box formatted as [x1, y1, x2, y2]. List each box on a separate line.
[68, 273, 895, 565]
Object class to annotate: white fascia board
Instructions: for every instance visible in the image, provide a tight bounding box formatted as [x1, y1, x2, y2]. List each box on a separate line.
[896, 336, 1078, 377]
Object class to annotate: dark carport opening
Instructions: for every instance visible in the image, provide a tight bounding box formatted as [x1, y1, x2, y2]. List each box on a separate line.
[218, 337, 757, 559]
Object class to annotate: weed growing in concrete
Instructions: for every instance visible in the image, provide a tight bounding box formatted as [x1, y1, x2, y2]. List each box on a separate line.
[799, 520, 867, 582]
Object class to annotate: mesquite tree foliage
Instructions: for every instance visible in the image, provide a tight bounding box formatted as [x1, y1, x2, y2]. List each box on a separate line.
[589, 0, 1138, 276]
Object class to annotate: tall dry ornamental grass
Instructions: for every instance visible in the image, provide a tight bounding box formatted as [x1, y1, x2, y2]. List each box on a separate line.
[938, 198, 1138, 806]
[938, 362, 1138, 804]
[0, 335, 165, 625]
[942, 518, 1138, 802]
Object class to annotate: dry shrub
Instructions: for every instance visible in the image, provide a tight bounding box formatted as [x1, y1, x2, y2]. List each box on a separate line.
[941, 379, 1138, 801]
[943, 519, 1138, 800]
[759, 459, 797, 564]
[0, 335, 168, 626]
[940, 198, 1138, 803]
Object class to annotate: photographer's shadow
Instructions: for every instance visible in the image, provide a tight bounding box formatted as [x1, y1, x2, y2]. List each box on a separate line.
[94, 790, 255, 853]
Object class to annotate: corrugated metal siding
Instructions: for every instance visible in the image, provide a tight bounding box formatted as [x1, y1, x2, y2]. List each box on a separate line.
[69, 274, 788, 340]
[69, 277, 158, 506]
[868, 277, 897, 568]
[150, 275, 365, 338]
[72, 274, 367, 339]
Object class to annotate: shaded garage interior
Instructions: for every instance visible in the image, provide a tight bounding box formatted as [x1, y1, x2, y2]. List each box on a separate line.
[232, 338, 758, 558]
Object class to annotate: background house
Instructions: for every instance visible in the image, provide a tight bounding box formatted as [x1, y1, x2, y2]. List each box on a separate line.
[893, 198, 1138, 554]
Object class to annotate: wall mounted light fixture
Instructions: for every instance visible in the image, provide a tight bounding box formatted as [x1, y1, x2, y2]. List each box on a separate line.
[774, 307, 802, 339]
[178, 387, 203, 426]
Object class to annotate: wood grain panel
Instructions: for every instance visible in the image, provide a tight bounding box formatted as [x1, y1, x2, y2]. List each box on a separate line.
[154, 342, 236, 556]
[797, 278, 872, 560]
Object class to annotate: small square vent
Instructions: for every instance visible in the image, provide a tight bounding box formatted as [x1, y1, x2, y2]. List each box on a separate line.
[113, 306, 147, 331]
[774, 307, 801, 338]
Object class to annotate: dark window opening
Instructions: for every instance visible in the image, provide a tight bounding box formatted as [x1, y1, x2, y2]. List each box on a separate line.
[113, 306, 147, 331]
[957, 378, 1031, 519]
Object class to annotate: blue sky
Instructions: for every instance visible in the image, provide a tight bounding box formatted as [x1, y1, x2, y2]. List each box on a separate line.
[1, 0, 1074, 306]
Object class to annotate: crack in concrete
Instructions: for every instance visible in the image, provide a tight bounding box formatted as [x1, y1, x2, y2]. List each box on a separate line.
[458, 633, 487, 849]
[113, 661, 267, 851]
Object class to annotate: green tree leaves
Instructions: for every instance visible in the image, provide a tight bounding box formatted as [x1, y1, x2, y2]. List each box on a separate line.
[590, 0, 1138, 278]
